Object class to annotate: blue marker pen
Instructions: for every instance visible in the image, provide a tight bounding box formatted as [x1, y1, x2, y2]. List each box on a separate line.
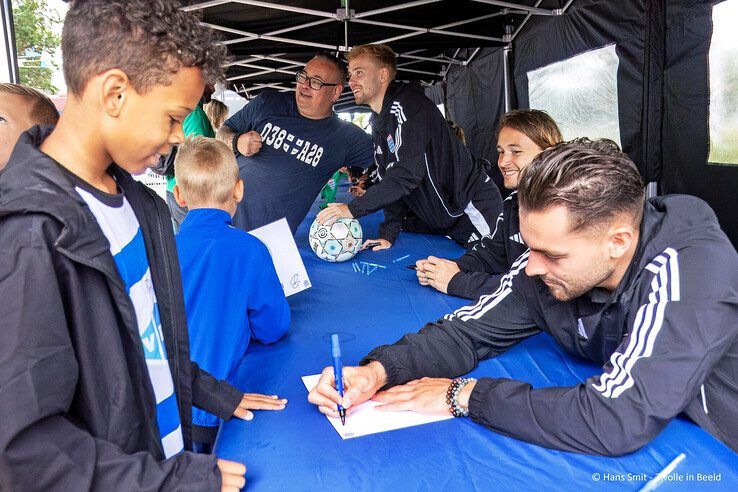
[331, 334, 346, 425]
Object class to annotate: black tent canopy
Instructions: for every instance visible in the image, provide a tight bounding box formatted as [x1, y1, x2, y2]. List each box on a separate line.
[183, 0, 736, 247]
[182, 0, 573, 109]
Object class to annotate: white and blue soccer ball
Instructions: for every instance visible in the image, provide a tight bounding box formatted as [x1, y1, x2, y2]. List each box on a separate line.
[309, 217, 363, 262]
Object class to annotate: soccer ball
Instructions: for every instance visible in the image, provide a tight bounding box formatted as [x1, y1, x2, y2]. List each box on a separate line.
[309, 218, 363, 262]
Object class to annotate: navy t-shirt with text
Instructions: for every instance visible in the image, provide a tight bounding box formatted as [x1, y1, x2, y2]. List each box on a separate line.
[224, 91, 374, 233]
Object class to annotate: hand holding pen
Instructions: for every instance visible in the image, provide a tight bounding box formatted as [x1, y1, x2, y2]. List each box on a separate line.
[331, 334, 347, 425]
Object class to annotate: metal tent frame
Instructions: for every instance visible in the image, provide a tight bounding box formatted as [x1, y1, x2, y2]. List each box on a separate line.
[180, 0, 575, 109]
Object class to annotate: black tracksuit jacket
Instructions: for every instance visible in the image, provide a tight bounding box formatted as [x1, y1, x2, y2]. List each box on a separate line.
[347, 81, 494, 243]
[363, 195, 738, 455]
[0, 127, 243, 490]
[449, 191, 526, 299]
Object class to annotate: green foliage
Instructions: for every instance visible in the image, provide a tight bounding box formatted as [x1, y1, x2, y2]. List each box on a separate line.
[12, 0, 61, 94]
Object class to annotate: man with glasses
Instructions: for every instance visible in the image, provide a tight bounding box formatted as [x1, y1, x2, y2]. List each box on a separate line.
[216, 52, 374, 233]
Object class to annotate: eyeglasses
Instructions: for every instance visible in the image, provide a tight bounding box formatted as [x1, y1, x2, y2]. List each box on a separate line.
[296, 71, 341, 91]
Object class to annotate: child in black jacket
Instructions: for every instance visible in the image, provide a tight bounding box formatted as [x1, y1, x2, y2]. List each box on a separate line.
[0, 1, 249, 489]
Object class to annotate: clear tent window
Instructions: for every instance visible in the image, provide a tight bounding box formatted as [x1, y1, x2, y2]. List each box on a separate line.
[708, 0, 738, 166]
[527, 44, 622, 147]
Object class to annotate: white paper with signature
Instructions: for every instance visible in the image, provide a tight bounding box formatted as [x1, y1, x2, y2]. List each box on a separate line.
[301, 374, 452, 439]
[248, 218, 311, 297]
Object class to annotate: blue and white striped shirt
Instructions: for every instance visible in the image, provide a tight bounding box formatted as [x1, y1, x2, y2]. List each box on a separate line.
[74, 181, 184, 458]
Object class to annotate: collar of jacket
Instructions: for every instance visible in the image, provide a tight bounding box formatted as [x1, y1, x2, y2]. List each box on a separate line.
[0, 125, 130, 279]
[597, 198, 666, 308]
[379, 81, 404, 115]
[0, 125, 195, 454]
[371, 81, 416, 125]
[180, 208, 232, 233]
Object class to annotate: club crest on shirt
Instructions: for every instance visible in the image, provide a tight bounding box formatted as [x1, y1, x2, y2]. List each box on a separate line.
[387, 134, 396, 153]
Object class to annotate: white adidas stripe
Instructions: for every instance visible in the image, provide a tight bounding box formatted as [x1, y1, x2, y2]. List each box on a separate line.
[593, 249, 671, 393]
[424, 153, 463, 218]
[390, 101, 406, 124]
[394, 123, 403, 158]
[464, 201, 492, 237]
[450, 251, 530, 322]
[592, 248, 680, 399]
[476, 190, 513, 243]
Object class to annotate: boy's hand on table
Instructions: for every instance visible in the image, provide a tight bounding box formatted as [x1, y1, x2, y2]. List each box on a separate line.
[217, 459, 246, 492]
[233, 393, 287, 421]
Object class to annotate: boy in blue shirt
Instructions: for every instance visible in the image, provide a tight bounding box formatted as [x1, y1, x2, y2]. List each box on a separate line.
[173, 136, 290, 452]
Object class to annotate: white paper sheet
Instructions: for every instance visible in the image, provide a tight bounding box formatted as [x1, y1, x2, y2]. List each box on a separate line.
[301, 374, 452, 439]
[248, 218, 311, 297]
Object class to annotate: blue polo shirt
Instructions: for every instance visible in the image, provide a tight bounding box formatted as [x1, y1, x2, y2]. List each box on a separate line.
[224, 91, 374, 233]
[176, 208, 290, 429]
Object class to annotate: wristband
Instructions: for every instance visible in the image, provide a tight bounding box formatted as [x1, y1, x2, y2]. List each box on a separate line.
[446, 377, 476, 417]
[232, 133, 242, 157]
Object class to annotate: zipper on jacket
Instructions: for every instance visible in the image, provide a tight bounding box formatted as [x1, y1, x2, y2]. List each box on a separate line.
[700, 384, 709, 414]
[150, 194, 183, 410]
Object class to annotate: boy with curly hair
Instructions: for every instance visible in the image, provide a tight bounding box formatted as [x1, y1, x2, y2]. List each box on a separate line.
[0, 1, 250, 489]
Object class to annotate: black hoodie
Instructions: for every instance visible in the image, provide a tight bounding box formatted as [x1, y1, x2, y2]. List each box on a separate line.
[0, 127, 242, 490]
[449, 191, 525, 299]
[347, 82, 497, 243]
[363, 195, 738, 455]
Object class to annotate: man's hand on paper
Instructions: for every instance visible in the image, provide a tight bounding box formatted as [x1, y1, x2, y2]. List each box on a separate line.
[372, 377, 457, 416]
[415, 256, 460, 294]
[308, 361, 387, 417]
[233, 393, 288, 421]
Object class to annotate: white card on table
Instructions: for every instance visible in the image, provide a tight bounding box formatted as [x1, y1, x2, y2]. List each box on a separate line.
[301, 374, 452, 440]
[248, 218, 311, 297]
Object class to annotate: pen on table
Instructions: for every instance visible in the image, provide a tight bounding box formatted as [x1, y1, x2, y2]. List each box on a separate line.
[406, 264, 417, 270]
[331, 334, 346, 425]
[363, 241, 382, 249]
[640, 453, 686, 492]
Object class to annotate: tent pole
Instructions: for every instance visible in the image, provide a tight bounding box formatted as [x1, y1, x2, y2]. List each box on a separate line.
[230, 0, 336, 19]
[1, 0, 19, 83]
[354, 0, 442, 19]
[503, 44, 513, 112]
[342, 0, 350, 52]
[471, 0, 559, 16]
[466, 47, 482, 64]
[511, 0, 545, 41]
[502, 24, 514, 112]
[227, 62, 303, 82]
[400, 53, 464, 65]
[203, 22, 337, 50]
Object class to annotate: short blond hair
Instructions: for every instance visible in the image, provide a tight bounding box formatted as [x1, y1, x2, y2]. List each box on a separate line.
[0, 83, 59, 125]
[203, 99, 228, 130]
[174, 136, 238, 204]
[347, 44, 397, 79]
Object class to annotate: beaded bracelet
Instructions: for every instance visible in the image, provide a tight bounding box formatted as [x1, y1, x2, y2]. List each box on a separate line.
[232, 132, 243, 157]
[446, 377, 477, 418]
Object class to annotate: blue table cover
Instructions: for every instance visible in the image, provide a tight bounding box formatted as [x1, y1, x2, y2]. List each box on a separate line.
[214, 189, 737, 491]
